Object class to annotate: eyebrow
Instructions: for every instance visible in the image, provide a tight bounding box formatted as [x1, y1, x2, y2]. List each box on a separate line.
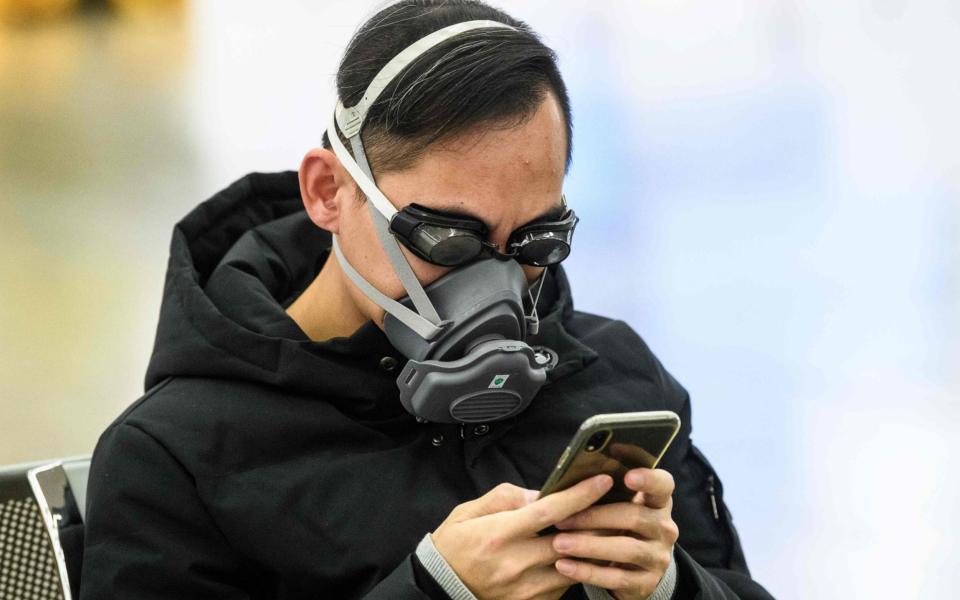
[429, 199, 567, 229]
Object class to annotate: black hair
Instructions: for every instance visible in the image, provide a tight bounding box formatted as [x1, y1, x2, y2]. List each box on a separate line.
[322, 0, 572, 175]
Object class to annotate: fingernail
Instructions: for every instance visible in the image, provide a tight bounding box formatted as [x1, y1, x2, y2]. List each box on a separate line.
[627, 472, 644, 488]
[553, 535, 573, 552]
[524, 489, 540, 504]
[595, 474, 613, 492]
[556, 559, 576, 575]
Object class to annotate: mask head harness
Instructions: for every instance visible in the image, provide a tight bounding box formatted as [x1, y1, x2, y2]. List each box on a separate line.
[327, 20, 575, 424]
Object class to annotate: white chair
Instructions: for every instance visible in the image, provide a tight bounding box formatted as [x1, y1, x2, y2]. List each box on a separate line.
[0, 456, 91, 600]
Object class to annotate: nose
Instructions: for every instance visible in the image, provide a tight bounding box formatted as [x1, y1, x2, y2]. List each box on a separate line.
[486, 224, 513, 254]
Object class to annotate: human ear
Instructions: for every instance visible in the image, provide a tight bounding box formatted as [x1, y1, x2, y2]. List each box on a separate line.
[299, 147, 351, 233]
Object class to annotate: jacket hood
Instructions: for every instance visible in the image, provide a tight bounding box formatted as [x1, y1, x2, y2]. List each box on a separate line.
[145, 171, 585, 414]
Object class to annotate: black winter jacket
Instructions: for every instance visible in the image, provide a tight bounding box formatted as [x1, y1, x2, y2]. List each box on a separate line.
[79, 171, 774, 600]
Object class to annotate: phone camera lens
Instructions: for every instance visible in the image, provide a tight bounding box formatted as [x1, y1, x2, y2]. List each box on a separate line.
[585, 430, 611, 452]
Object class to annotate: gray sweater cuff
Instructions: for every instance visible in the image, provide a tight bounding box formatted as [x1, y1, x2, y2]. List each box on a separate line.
[415, 533, 478, 600]
[583, 548, 677, 600]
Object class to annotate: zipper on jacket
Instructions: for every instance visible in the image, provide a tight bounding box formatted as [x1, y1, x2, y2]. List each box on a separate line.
[691, 445, 738, 568]
[706, 474, 720, 521]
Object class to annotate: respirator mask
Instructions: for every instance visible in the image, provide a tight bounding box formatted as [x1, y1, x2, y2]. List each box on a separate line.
[327, 21, 579, 424]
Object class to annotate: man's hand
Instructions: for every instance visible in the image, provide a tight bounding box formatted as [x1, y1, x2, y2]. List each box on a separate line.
[551, 468, 678, 600]
[431, 474, 614, 600]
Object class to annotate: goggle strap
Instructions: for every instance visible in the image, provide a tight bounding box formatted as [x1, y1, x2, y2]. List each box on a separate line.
[335, 20, 516, 138]
[332, 235, 444, 341]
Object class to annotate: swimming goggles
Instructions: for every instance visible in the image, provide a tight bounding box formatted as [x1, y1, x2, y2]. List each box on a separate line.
[388, 199, 579, 267]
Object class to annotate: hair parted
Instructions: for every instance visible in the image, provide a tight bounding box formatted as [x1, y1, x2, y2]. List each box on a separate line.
[323, 0, 572, 175]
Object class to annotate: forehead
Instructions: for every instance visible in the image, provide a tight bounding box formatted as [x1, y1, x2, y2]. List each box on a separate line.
[375, 94, 567, 224]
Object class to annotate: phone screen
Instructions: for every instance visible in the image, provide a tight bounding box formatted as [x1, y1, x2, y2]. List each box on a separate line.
[541, 414, 680, 505]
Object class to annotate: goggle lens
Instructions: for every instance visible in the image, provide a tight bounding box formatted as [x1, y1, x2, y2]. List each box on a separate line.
[412, 226, 483, 266]
[515, 236, 571, 266]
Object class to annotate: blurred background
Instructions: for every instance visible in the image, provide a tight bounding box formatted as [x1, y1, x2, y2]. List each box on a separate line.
[1, 0, 957, 597]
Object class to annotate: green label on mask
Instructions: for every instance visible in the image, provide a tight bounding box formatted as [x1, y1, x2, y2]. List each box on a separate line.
[488, 375, 510, 389]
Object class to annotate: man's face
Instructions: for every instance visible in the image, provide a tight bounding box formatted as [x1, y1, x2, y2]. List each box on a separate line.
[334, 92, 568, 328]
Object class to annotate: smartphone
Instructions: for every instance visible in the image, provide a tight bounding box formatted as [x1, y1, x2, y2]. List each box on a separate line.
[538, 411, 681, 506]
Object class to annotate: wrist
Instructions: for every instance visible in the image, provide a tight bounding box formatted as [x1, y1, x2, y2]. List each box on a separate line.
[415, 533, 478, 600]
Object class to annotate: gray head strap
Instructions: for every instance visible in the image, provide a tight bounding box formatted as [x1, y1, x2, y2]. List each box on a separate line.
[335, 20, 516, 138]
[341, 126, 433, 325]
[327, 112, 444, 336]
[331, 236, 443, 340]
[526, 270, 546, 336]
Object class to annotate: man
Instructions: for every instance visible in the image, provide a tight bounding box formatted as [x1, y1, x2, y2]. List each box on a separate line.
[80, 1, 774, 599]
